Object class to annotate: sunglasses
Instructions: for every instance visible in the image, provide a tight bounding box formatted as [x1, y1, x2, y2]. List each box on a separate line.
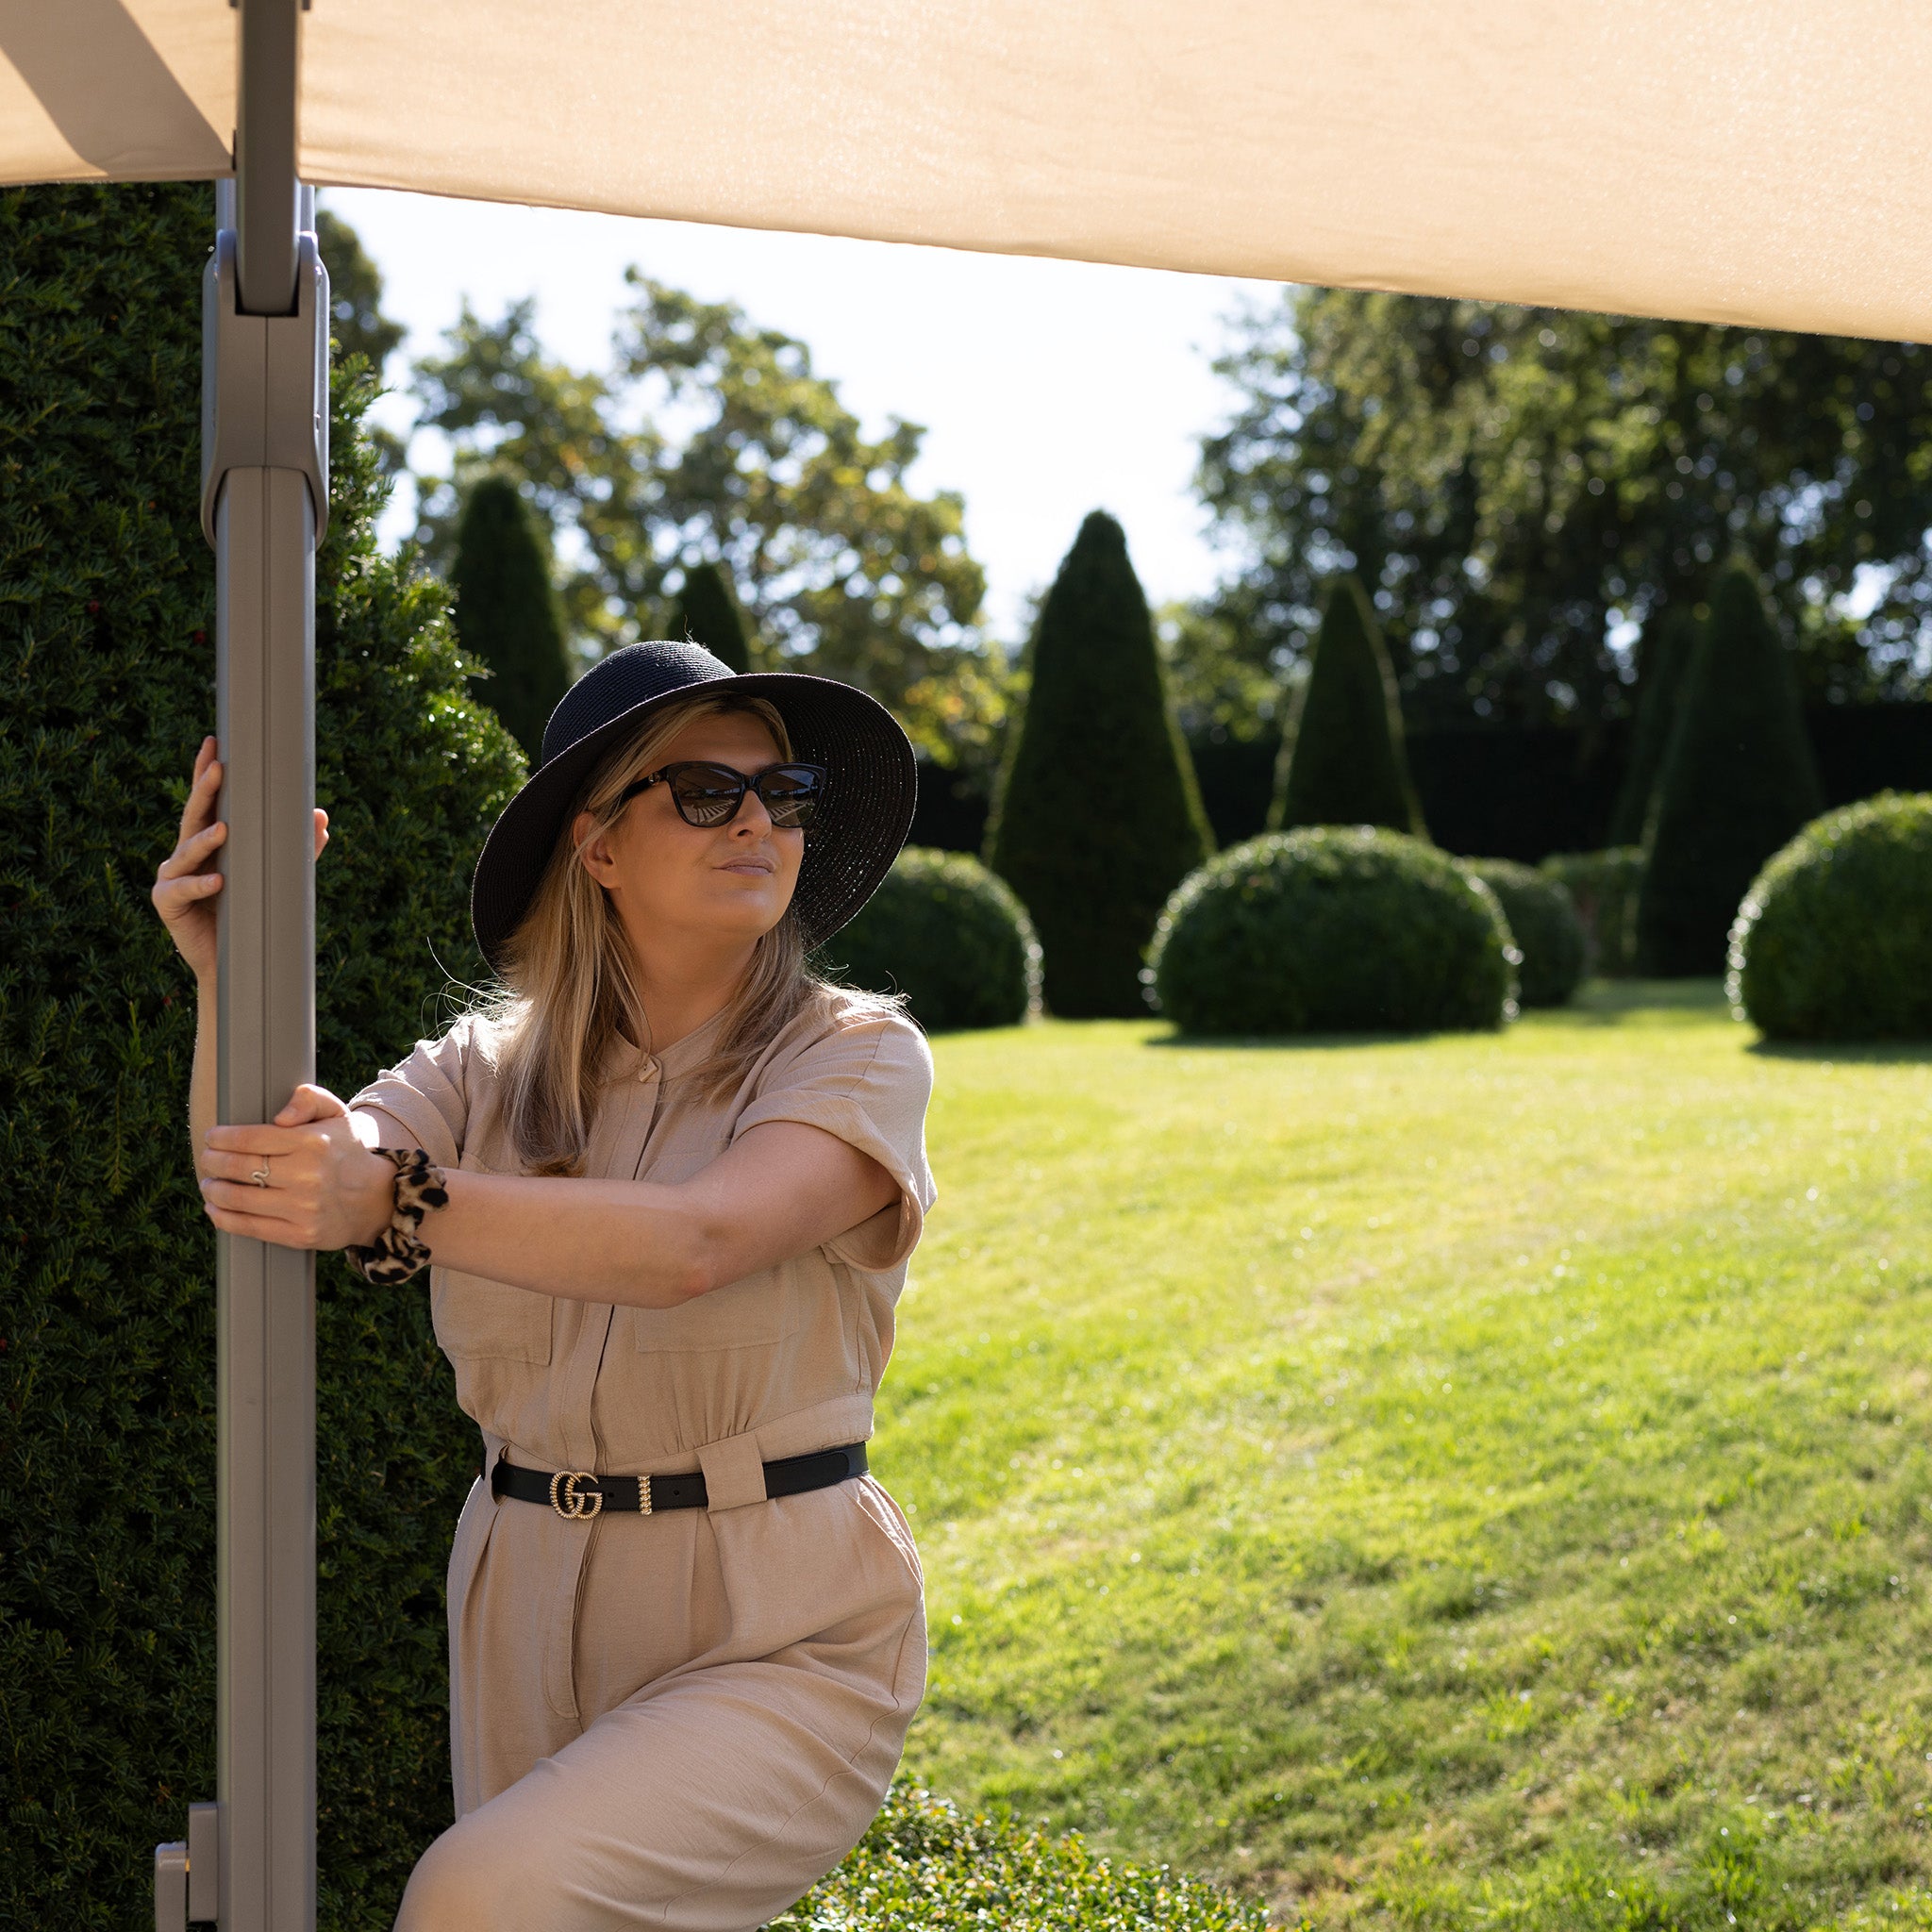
[618, 759, 827, 830]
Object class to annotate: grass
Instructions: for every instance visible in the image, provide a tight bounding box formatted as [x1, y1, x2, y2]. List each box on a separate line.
[857, 983, 1932, 1930]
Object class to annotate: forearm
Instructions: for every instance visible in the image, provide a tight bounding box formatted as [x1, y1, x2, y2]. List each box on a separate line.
[189, 974, 218, 1180]
[425, 1168, 714, 1310]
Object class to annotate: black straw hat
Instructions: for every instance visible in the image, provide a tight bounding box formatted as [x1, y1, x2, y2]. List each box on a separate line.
[470, 640, 917, 974]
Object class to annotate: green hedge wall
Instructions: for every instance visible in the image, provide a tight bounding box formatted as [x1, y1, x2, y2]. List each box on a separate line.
[0, 183, 523, 1930]
[824, 848, 1041, 1031]
[1728, 792, 1932, 1041]
[1147, 828, 1515, 1035]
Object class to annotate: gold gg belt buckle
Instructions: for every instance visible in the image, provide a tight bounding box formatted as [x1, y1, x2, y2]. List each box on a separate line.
[549, 1470, 604, 1520]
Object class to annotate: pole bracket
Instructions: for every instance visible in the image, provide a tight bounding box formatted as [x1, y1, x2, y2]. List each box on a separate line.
[154, 1802, 220, 1929]
[200, 222, 330, 550]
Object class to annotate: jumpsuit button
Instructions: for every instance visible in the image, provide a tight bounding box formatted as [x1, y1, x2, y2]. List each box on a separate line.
[637, 1055, 658, 1081]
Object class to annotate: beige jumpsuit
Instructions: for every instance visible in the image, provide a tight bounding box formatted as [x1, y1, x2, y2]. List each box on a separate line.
[344, 991, 936, 1932]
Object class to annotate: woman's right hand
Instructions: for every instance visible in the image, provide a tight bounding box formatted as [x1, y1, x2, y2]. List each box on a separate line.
[153, 736, 329, 986]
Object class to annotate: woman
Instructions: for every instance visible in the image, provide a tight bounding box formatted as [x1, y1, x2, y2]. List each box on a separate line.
[153, 640, 935, 1931]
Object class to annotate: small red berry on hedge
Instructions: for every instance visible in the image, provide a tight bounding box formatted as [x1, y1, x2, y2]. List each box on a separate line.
[87, 599, 100, 614]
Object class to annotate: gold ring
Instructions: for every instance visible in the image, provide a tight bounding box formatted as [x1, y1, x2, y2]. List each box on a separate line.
[250, 1164, 271, 1188]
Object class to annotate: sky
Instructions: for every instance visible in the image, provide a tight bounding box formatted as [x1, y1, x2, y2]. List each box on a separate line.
[324, 188, 1282, 641]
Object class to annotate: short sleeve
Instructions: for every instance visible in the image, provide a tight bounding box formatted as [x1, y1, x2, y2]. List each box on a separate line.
[345, 1016, 474, 1170]
[730, 1010, 937, 1273]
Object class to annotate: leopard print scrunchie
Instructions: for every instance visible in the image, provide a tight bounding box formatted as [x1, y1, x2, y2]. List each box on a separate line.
[342, 1146, 450, 1284]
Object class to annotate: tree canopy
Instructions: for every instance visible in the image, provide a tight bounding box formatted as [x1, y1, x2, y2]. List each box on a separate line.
[410, 281, 1006, 765]
[314, 208, 405, 378]
[1196, 291, 1932, 728]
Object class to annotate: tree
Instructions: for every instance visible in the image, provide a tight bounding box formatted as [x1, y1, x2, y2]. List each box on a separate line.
[672, 559, 753, 673]
[1606, 607, 1697, 846]
[314, 207, 405, 376]
[0, 181, 522, 1928]
[411, 284, 1008, 768]
[1197, 291, 1932, 730]
[1637, 561, 1824, 974]
[314, 207, 407, 478]
[451, 473, 574, 761]
[1271, 575, 1424, 836]
[987, 512, 1213, 1016]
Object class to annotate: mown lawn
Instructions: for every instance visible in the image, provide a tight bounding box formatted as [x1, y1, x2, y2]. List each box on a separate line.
[867, 984, 1932, 1930]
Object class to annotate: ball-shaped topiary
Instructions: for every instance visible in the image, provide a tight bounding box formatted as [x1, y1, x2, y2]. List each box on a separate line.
[1540, 848, 1644, 978]
[824, 847, 1041, 1031]
[1148, 827, 1517, 1035]
[1727, 792, 1932, 1041]
[1461, 859, 1587, 1008]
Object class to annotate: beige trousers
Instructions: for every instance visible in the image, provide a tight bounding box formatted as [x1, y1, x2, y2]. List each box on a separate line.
[393, 1471, 926, 1932]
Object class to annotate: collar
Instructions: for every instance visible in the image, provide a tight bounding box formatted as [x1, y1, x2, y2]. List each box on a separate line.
[596, 1003, 731, 1085]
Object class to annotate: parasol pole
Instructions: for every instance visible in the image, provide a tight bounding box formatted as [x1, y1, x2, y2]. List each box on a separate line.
[157, 1, 327, 1926]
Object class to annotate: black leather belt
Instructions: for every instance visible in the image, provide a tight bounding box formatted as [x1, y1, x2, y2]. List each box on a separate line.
[491, 1441, 868, 1520]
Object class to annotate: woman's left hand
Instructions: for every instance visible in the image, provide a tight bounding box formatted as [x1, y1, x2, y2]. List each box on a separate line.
[200, 1083, 398, 1252]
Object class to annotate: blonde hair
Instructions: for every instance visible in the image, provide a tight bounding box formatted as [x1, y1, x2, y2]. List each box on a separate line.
[475, 691, 851, 1175]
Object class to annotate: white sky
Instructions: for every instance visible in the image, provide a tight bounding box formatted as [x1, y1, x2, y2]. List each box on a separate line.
[324, 188, 1280, 641]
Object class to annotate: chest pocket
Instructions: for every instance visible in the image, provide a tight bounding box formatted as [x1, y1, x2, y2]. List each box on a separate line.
[630, 1264, 801, 1354]
[431, 1265, 555, 1365]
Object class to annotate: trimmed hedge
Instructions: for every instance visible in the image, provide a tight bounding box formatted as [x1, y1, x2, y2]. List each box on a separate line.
[0, 183, 523, 1931]
[1540, 849, 1644, 978]
[452, 472, 573, 762]
[1462, 859, 1587, 1008]
[1606, 607, 1694, 847]
[824, 848, 1040, 1031]
[1727, 792, 1932, 1041]
[1639, 562, 1824, 975]
[1271, 575, 1424, 837]
[780, 1788, 1279, 1932]
[673, 558, 754, 673]
[988, 511, 1212, 1017]
[1148, 828, 1515, 1035]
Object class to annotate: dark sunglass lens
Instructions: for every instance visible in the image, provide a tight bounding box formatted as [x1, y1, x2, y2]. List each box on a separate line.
[760, 767, 822, 827]
[670, 764, 745, 825]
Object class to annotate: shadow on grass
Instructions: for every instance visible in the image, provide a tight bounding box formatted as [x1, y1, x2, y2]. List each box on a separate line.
[1144, 978, 1734, 1052]
[1747, 1035, 1932, 1065]
[1146, 1028, 1438, 1054]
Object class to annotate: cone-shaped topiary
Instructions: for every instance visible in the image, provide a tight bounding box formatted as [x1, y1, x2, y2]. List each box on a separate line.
[451, 471, 574, 761]
[0, 182, 523, 1928]
[673, 558, 754, 674]
[986, 511, 1212, 1016]
[1728, 792, 1932, 1041]
[1148, 828, 1514, 1034]
[1607, 607, 1696, 846]
[823, 848, 1041, 1031]
[1638, 562, 1824, 974]
[1461, 858, 1587, 1007]
[1270, 575, 1425, 837]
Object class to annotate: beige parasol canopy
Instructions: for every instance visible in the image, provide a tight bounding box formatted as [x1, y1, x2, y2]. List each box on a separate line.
[2, 0, 1927, 340]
